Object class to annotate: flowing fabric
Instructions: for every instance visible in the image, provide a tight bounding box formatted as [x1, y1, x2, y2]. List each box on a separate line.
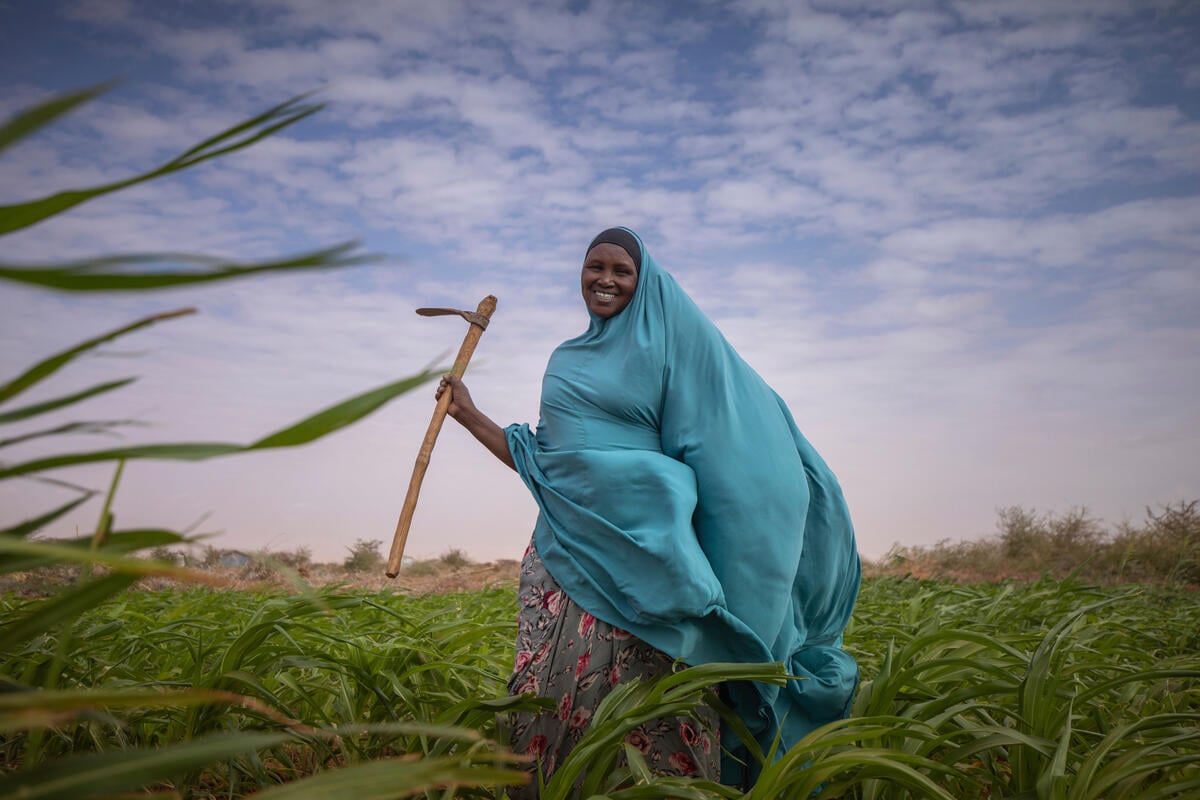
[504, 229, 861, 786]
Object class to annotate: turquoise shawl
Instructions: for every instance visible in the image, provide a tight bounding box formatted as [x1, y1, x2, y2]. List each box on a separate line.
[504, 229, 861, 785]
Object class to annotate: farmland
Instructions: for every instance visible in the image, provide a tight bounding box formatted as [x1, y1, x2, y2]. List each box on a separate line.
[2, 87, 1197, 799]
[1, 576, 1196, 798]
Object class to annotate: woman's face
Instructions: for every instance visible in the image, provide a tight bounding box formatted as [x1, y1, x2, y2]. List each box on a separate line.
[581, 243, 638, 318]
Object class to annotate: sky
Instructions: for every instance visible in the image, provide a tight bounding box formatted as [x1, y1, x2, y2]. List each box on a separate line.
[1, 0, 1197, 567]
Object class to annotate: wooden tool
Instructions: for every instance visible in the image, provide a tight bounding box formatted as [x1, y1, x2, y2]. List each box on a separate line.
[386, 295, 498, 578]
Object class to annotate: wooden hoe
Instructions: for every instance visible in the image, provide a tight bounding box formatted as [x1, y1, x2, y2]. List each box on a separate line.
[386, 295, 498, 578]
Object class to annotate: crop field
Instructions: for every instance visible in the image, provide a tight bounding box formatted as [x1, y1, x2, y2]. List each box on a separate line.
[2, 88, 1198, 799]
[1, 576, 1196, 799]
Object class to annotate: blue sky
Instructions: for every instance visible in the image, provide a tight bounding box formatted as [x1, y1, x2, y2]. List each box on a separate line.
[1, 0, 1198, 564]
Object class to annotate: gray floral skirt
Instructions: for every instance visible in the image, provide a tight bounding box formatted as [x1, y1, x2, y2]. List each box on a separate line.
[504, 538, 720, 797]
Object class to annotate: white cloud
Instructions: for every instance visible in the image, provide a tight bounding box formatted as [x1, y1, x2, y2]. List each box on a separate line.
[2, 0, 1197, 563]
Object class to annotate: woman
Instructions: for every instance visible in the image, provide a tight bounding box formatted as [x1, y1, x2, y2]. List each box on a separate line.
[437, 228, 861, 791]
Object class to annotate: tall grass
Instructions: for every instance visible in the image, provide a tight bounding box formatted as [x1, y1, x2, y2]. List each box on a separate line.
[1, 580, 1196, 797]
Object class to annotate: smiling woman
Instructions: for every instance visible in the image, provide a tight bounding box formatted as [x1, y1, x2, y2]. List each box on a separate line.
[580, 228, 640, 318]
[437, 227, 862, 794]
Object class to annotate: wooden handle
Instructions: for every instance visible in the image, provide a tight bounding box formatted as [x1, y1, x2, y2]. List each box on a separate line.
[386, 295, 497, 577]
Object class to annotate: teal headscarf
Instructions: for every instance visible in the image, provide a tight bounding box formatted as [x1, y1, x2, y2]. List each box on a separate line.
[504, 228, 861, 786]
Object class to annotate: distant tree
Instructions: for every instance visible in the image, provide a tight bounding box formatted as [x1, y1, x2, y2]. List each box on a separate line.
[997, 506, 1041, 559]
[201, 545, 223, 568]
[344, 539, 383, 573]
[438, 548, 471, 569]
[277, 546, 313, 570]
[149, 546, 172, 562]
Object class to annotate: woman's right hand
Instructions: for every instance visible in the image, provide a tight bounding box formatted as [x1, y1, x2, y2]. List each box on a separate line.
[436, 374, 476, 420]
[433, 373, 515, 471]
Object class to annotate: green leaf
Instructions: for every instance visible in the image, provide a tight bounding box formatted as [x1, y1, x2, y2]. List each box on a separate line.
[0, 730, 293, 799]
[252, 371, 434, 447]
[249, 755, 529, 800]
[169, 91, 321, 168]
[0, 94, 322, 236]
[0, 82, 115, 155]
[0, 442, 243, 478]
[0, 372, 436, 479]
[0, 685, 302, 733]
[0, 572, 137, 653]
[0, 308, 193, 406]
[0, 537, 225, 585]
[0, 528, 184, 572]
[1, 492, 95, 538]
[0, 378, 137, 424]
[0, 419, 144, 449]
[1036, 697, 1072, 800]
[0, 243, 373, 292]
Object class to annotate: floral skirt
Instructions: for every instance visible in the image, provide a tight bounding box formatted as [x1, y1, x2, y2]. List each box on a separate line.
[504, 538, 720, 797]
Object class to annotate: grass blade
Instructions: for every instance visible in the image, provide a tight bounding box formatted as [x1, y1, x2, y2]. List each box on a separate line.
[0, 528, 184, 572]
[0, 573, 137, 652]
[0, 536, 226, 584]
[0, 731, 293, 799]
[0, 243, 372, 292]
[0, 82, 115, 154]
[1, 492, 95, 538]
[0, 95, 321, 236]
[0, 442, 243, 478]
[251, 371, 436, 447]
[0, 308, 192, 406]
[0, 419, 143, 449]
[0, 372, 436, 480]
[249, 754, 528, 800]
[0, 378, 137, 424]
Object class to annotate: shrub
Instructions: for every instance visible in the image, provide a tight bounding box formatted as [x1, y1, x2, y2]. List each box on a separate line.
[439, 547, 471, 569]
[874, 501, 1199, 585]
[344, 538, 384, 572]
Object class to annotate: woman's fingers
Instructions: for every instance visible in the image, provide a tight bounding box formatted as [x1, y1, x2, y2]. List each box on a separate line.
[436, 374, 468, 410]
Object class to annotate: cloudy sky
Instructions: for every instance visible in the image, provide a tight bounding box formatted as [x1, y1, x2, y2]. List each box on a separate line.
[1, 0, 1197, 566]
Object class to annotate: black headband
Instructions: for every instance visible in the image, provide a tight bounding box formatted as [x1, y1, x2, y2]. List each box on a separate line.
[586, 228, 642, 271]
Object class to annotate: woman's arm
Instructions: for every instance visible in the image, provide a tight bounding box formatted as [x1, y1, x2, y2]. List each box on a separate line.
[436, 374, 516, 471]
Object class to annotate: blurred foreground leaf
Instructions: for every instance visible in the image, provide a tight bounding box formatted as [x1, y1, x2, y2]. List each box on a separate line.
[0, 309, 193, 406]
[0, 371, 436, 480]
[0, 243, 373, 291]
[0, 730, 295, 799]
[0, 93, 323, 236]
[1, 493, 95, 538]
[0, 82, 114, 155]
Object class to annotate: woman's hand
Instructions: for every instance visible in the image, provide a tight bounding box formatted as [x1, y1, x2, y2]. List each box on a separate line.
[436, 374, 476, 421]
[434, 374, 515, 471]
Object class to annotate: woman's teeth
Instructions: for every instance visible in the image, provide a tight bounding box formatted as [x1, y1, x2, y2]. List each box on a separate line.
[595, 291, 615, 301]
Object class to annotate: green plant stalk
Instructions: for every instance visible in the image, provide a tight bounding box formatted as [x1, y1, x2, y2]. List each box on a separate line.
[79, 459, 124, 583]
[26, 460, 126, 767]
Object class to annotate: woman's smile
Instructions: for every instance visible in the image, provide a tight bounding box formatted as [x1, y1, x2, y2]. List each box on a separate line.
[581, 242, 638, 318]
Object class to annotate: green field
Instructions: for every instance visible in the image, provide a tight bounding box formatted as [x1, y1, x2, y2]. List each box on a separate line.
[2, 89, 1197, 799]
[1, 576, 1196, 799]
